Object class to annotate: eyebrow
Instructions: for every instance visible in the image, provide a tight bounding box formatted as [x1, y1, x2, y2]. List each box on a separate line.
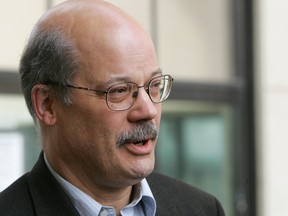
[151, 68, 163, 77]
[102, 68, 163, 86]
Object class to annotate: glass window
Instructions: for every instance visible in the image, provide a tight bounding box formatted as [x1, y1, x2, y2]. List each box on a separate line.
[156, 101, 233, 215]
[0, 1, 45, 70]
[157, 0, 233, 83]
[0, 95, 39, 191]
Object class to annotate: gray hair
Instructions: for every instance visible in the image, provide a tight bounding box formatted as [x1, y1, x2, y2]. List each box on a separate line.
[19, 27, 79, 118]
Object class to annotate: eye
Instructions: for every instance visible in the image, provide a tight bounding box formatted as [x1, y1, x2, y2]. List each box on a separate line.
[108, 83, 134, 101]
[110, 86, 128, 94]
[150, 78, 163, 90]
[109, 84, 129, 95]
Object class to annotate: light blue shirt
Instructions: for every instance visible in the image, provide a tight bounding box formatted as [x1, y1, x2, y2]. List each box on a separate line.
[44, 156, 156, 216]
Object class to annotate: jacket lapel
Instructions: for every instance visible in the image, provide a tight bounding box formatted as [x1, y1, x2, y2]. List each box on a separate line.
[27, 153, 80, 216]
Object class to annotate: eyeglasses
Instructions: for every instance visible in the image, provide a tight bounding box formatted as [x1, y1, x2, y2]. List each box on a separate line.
[45, 75, 174, 111]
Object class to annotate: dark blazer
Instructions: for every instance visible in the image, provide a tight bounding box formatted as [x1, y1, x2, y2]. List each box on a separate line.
[0, 154, 224, 216]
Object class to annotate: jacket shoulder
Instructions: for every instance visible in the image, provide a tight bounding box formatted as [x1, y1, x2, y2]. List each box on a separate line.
[147, 172, 225, 216]
[0, 173, 35, 216]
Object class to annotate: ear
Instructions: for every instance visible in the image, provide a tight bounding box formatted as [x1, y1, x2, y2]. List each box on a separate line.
[31, 84, 57, 126]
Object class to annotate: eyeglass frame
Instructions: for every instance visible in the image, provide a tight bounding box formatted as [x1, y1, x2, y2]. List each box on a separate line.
[42, 74, 174, 111]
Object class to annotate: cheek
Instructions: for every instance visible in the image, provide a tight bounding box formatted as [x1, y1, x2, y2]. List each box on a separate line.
[74, 107, 124, 145]
[56, 102, 110, 142]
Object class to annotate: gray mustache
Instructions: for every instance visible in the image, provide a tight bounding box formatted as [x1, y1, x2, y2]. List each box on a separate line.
[116, 122, 159, 146]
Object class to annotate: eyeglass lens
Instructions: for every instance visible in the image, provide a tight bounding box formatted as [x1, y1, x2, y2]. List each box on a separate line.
[107, 75, 173, 111]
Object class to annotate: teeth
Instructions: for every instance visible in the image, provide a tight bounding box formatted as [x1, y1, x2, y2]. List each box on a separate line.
[134, 141, 144, 146]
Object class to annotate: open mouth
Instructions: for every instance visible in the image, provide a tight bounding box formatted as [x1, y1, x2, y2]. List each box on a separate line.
[120, 138, 155, 155]
[133, 140, 148, 146]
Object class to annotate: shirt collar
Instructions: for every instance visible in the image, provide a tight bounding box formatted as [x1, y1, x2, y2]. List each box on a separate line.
[44, 155, 156, 216]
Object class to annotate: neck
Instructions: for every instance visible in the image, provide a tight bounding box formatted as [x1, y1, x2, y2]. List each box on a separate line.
[45, 153, 138, 214]
[64, 172, 134, 214]
[91, 185, 133, 215]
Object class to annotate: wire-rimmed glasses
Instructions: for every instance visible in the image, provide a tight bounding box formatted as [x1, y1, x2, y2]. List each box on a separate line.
[44, 74, 174, 111]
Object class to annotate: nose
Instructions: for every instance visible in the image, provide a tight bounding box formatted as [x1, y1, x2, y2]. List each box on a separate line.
[132, 84, 148, 98]
[127, 87, 160, 122]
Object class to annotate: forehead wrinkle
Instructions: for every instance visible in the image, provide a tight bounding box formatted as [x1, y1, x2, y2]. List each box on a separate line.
[102, 68, 163, 86]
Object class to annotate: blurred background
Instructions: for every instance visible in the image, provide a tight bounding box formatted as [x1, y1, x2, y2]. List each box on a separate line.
[0, 0, 287, 215]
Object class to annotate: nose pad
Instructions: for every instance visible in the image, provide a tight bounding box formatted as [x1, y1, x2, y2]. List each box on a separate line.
[132, 87, 150, 100]
[132, 91, 138, 98]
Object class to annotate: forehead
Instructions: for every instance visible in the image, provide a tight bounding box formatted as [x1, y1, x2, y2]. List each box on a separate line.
[41, 0, 159, 85]
[75, 21, 159, 85]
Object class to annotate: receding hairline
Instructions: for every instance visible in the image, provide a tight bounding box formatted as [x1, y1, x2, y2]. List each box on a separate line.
[31, 0, 144, 41]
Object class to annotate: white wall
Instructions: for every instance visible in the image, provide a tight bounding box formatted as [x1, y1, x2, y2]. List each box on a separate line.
[255, 1, 288, 215]
[0, 0, 45, 70]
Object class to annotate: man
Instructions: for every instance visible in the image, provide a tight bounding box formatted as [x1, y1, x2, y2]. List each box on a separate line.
[0, 0, 224, 215]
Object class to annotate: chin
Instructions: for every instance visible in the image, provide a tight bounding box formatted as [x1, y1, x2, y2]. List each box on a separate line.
[130, 159, 155, 180]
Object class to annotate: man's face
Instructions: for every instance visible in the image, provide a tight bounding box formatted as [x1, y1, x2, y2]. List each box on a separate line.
[51, 21, 162, 189]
